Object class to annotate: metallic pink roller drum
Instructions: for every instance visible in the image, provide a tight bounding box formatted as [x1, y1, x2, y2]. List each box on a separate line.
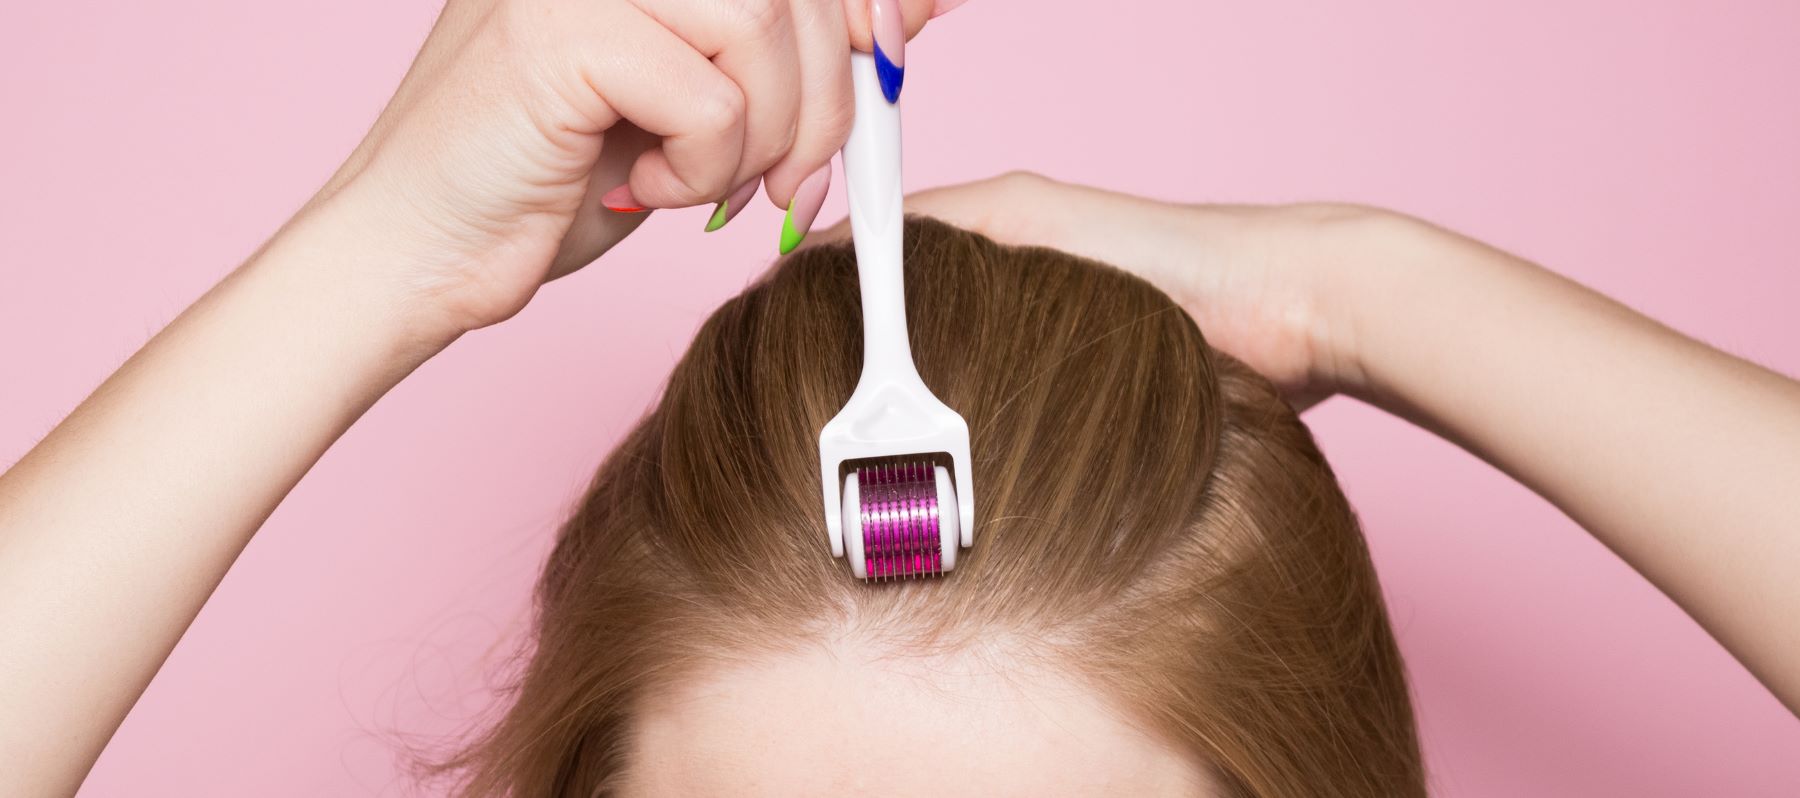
[835, 458, 963, 580]
[856, 463, 943, 580]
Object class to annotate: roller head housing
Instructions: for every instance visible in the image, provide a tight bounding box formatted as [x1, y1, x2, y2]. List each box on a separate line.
[817, 375, 974, 577]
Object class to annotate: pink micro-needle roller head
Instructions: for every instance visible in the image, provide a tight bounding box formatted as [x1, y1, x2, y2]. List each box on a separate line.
[840, 461, 961, 580]
[860, 462, 940, 579]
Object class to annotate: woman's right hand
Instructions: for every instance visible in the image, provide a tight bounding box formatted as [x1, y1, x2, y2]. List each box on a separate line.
[888, 172, 1436, 409]
[301, 0, 942, 347]
[4, 4, 977, 793]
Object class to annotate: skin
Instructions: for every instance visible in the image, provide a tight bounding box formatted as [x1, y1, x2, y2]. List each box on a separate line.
[621, 636, 1215, 797]
[2, 11, 1798, 798]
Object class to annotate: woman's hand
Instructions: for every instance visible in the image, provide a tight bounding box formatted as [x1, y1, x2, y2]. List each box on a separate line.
[306, 0, 942, 346]
[880, 172, 1430, 408]
[888, 172, 1800, 714]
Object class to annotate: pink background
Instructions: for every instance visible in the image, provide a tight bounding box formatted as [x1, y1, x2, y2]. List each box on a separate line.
[3, 1, 1797, 795]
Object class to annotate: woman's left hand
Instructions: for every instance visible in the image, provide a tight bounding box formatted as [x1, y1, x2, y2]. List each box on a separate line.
[823, 172, 1419, 409]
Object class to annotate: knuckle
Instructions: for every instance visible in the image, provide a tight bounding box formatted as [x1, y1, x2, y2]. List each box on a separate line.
[994, 170, 1051, 193]
[762, 127, 800, 172]
[680, 169, 733, 202]
[732, 0, 786, 37]
[694, 86, 745, 135]
[751, 118, 799, 170]
[820, 100, 854, 142]
[772, 104, 849, 172]
[778, 117, 800, 155]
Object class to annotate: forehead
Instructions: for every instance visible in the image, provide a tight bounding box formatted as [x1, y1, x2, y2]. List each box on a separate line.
[618, 637, 1214, 798]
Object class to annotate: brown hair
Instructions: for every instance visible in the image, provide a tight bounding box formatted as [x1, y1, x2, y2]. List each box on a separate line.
[447, 217, 1423, 796]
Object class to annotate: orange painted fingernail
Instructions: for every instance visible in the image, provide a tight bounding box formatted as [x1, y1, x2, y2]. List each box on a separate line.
[601, 184, 647, 213]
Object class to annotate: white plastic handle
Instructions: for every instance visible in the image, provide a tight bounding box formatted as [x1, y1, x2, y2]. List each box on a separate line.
[841, 51, 915, 386]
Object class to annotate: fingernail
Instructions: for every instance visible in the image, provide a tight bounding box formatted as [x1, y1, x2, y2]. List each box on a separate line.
[779, 166, 831, 254]
[929, 0, 969, 18]
[601, 184, 647, 213]
[705, 181, 760, 232]
[871, 0, 905, 103]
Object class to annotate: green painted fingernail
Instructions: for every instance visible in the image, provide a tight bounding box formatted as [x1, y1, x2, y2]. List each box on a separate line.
[779, 203, 805, 254]
[779, 167, 829, 255]
[705, 200, 731, 232]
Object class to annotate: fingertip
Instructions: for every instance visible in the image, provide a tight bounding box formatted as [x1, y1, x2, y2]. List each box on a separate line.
[626, 147, 729, 209]
[705, 180, 762, 232]
[903, 0, 936, 37]
[759, 172, 795, 211]
[759, 165, 805, 211]
[843, 0, 875, 52]
[600, 184, 648, 214]
[760, 105, 851, 210]
[778, 165, 833, 254]
[928, 0, 968, 22]
[874, 42, 904, 103]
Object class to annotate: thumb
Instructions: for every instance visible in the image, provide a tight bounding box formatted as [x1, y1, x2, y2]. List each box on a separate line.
[547, 124, 661, 281]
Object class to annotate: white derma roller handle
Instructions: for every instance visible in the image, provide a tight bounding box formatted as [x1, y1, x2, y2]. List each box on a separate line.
[841, 51, 915, 386]
[820, 52, 974, 574]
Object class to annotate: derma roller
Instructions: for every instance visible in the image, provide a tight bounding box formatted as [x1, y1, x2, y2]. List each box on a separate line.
[817, 51, 974, 580]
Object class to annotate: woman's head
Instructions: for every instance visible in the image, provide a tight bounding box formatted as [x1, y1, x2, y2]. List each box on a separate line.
[451, 218, 1422, 796]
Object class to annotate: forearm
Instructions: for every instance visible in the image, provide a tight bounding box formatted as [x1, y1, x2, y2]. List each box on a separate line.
[0, 202, 446, 795]
[1351, 222, 1800, 711]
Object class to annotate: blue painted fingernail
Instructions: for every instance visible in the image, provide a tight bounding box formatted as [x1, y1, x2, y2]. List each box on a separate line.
[874, 43, 904, 103]
[871, 0, 905, 103]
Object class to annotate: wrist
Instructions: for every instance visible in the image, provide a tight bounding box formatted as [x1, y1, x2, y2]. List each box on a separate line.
[1321, 208, 1523, 411]
[251, 189, 465, 369]
[1289, 206, 1461, 403]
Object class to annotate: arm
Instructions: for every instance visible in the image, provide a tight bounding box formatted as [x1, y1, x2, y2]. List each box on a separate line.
[1347, 221, 1800, 711]
[0, 117, 658, 796]
[897, 173, 1800, 713]
[0, 0, 950, 791]
[0, 194, 451, 798]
